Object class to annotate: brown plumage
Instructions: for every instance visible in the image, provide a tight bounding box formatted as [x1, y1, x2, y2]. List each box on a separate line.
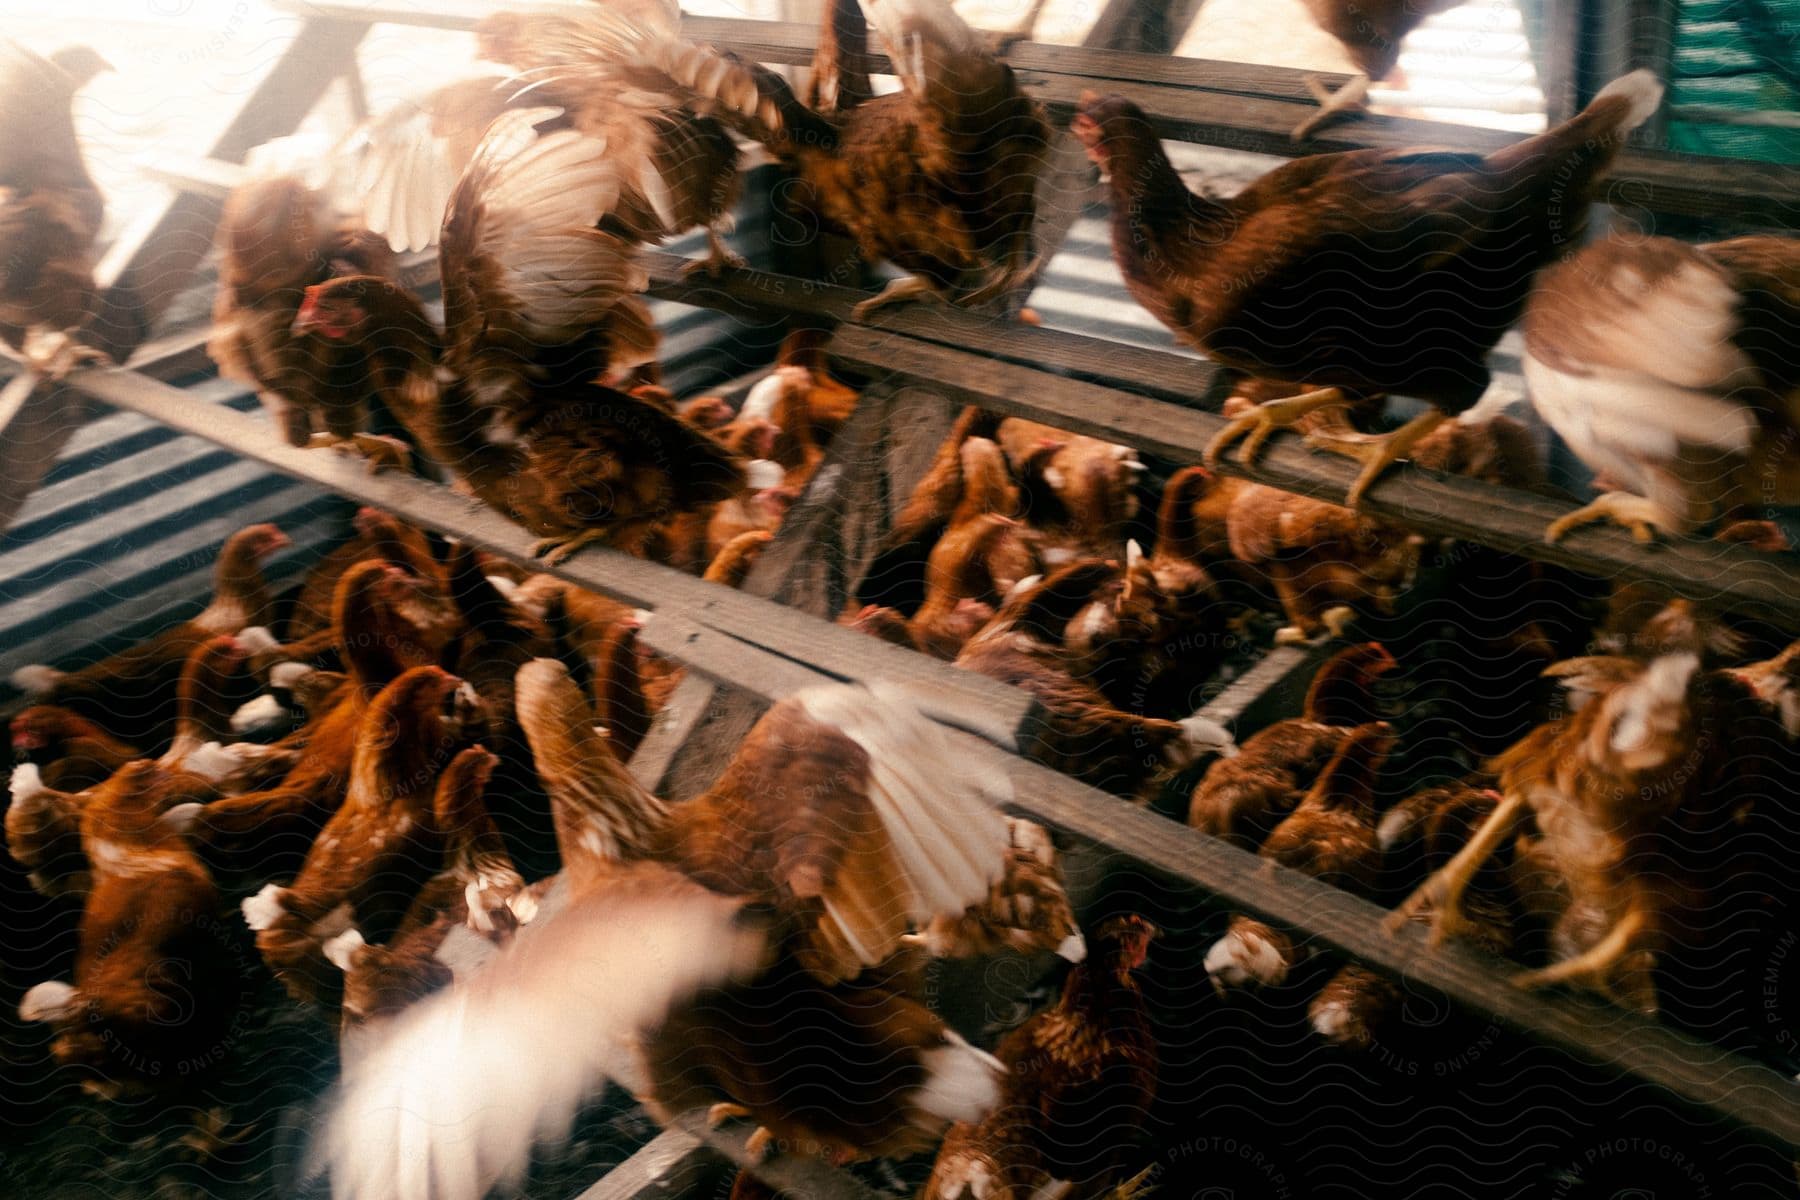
[9, 524, 288, 750]
[1225, 481, 1418, 642]
[312, 664, 1012, 1195]
[294, 108, 746, 563]
[532, 0, 1048, 316]
[243, 665, 485, 1007]
[208, 177, 406, 455]
[955, 561, 1236, 798]
[703, 528, 776, 588]
[1524, 234, 1800, 544]
[999, 419, 1145, 564]
[910, 817, 1084, 961]
[331, 745, 527, 1030]
[1206, 721, 1392, 993]
[285, 507, 440, 642]
[1396, 649, 1793, 1012]
[909, 510, 1035, 659]
[1189, 642, 1396, 847]
[922, 915, 1157, 1200]
[1073, 72, 1666, 506]
[473, 2, 744, 274]
[10, 706, 140, 791]
[0, 42, 108, 374]
[17, 759, 239, 1094]
[186, 559, 462, 887]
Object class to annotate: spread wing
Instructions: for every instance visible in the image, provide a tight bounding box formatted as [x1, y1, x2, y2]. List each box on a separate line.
[439, 108, 650, 399]
[689, 681, 1012, 980]
[312, 861, 772, 1200]
[329, 75, 520, 254]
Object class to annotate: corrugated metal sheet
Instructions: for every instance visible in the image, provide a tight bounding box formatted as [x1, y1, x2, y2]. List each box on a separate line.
[0, 210, 770, 707]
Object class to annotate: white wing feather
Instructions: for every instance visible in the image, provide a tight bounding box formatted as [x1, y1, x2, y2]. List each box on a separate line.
[313, 869, 770, 1200]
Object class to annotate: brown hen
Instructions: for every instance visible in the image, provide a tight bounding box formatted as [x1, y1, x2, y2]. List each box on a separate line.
[923, 915, 1158, 1200]
[1073, 72, 1664, 505]
[1189, 641, 1395, 848]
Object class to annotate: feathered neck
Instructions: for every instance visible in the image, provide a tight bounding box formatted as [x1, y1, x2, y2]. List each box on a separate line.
[1101, 121, 1221, 223]
[202, 530, 278, 630]
[515, 661, 671, 880]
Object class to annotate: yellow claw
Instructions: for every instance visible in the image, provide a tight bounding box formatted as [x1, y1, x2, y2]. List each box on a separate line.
[1544, 493, 1677, 545]
[1203, 387, 1350, 469]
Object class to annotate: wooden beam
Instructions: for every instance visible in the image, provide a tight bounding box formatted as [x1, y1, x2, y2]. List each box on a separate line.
[0, 18, 374, 540]
[63, 365, 1035, 751]
[647, 612, 1800, 1151]
[642, 252, 1231, 411]
[825, 323, 1800, 628]
[569, 1128, 720, 1200]
[270, 3, 1797, 227]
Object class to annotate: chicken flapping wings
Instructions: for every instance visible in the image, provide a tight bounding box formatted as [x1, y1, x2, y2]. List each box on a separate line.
[310, 861, 776, 1200]
[514, 655, 1014, 983]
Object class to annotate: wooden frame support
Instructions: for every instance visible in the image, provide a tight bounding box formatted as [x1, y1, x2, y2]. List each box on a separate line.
[54, 358, 1800, 1154]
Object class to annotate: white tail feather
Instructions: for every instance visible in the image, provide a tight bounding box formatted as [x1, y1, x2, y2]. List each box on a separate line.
[241, 884, 286, 932]
[230, 693, 289, 735]
[10, 664, 65, 696]
[311, 873, 770, 1200]
[10, 761, 46, 803]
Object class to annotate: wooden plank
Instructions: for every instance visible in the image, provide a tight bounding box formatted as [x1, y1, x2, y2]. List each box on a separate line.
[642, 252, 1230, 411]
[647, 612, 1800, 1151]
[670, 1111, 885, 1200]
[64, 364, 1035, 752]
[826, 323, 1800, 628]
[0, 326, 248, 536]
[270, 3, 1798, 227]
[570, 1128, 719, 1200]
[0, 19, 373, 540]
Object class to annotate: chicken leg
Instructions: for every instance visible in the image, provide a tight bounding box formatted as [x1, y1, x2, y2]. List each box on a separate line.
[1292, 73, 1373, 141]
[531, 527, 614, 566]
[1204, 387, 1352, 469]
[682, 228, 748, 279]
[306, 432, 412, 474]
[1304, 408, 1448, 508]
[1511, 909, 1652, 1008]
[17, 329, 108, 380]
[1544, 491, 1680, 545]
[852, 275, 946, 321]
[1385, 791, 1523, 944]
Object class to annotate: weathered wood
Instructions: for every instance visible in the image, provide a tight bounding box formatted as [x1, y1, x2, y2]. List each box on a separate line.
[649, 614, 1800, 1152]
[643, 252, 1230, 411]
[0, 18, 373, 540]
[570, 1128, 720, 1200]
[827, 323, 1800, 628]
[272, 3, 1798, 227]
[65, 364, 1036, 751]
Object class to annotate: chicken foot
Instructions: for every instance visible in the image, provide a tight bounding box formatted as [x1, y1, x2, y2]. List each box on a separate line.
[1292, 73, 1373, 141]
[1304, 408, 1448, 508]
[1384, 791, 1523, 944]
[531, 527, 615, 566]
[1511, 909, 1652, 1007]
[1544, 491, 1680, 545]
[15, 329, 108, 380]
[1204, 387, 1351, 469]
[682, 228, 747, 280]
[851, 275, 945, 321]
[306, 431, 412, 474]
[706, 1103, 777, 1162]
